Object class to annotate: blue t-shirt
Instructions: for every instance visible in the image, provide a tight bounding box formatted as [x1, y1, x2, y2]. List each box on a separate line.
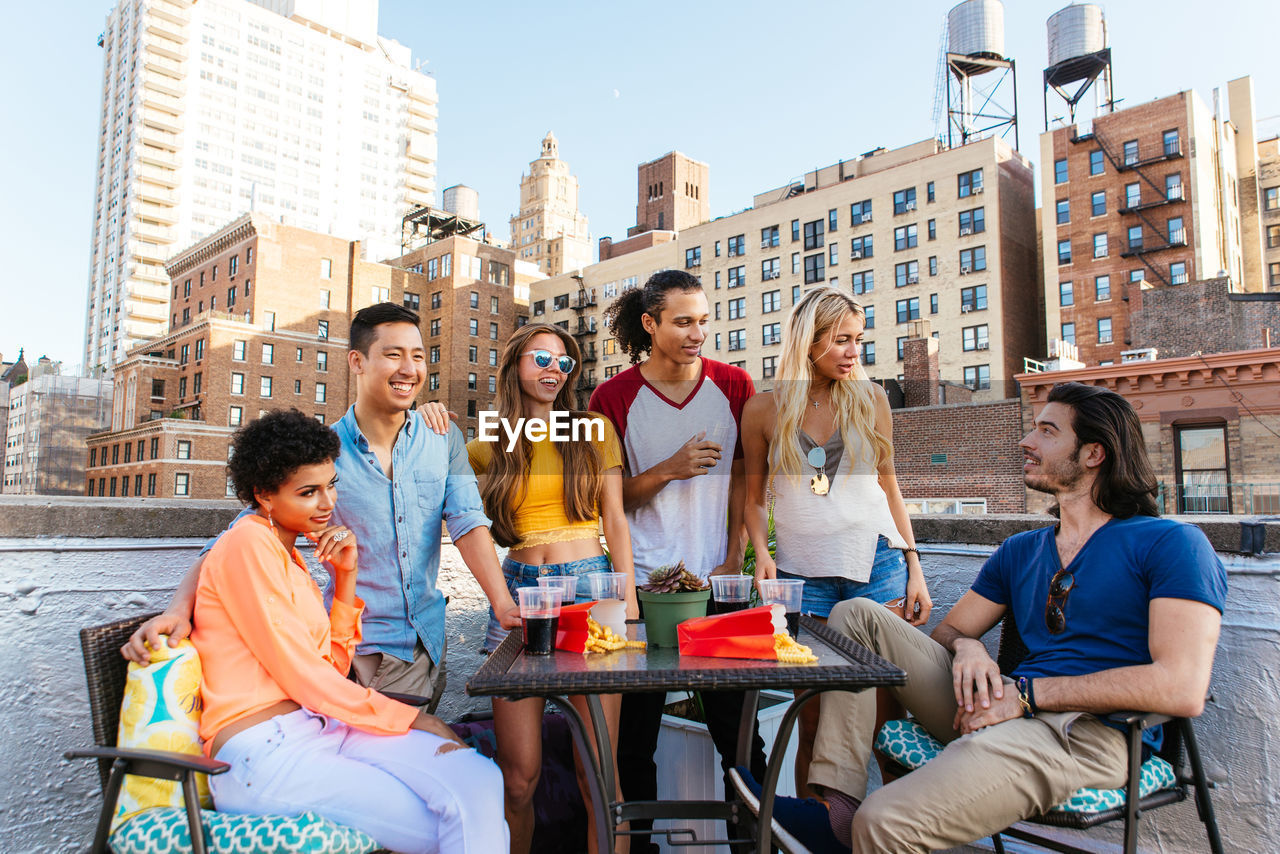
[971, 516, 1226, 748]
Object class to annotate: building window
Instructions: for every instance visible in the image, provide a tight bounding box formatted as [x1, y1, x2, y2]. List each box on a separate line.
[260, 376, 273, 398]
[762, 290, 781, 313]
[929, 293, 939, 315]
[230, 373, 245, 395]
[714, 241, 721, 257]
[761, 257, 781, 280]
[488, 375, 497, 393]
[180, 344, 190, 365]
[121, 477, 132, 497]
[146, 473, 156, 496]
[135, 474, 143, 495]
[489, 349, 498, 367]
[229, 406, 243, 427]
[829, 243, 839, 267]
[1264, 186, 1279, 211]
[762, 356, 777, 379]
[894, 261, 919, 287]
[895, 298, 920, 324]
[468, 345, 478, 363]
[89, 448, 96, 467]
[962, 325, 989, 351]
[372, 286, 389, 303]
[233, 340, 246, 361]
[958, 208, 985, 235]
[261, 343, 274, 364]
[193, 372, 202, 395]
[1166, 173, 1183, 200]
[468, 319, 478, 336]
[532, 300, 545, 316]
[295, 379, 302, 394]
[791, 219, 800, 242]
[428, 374, 439, 391]
[150, 438, 159, 459]
[894, 224, 918, 251]
[315, 383, 327, 404]
[174, 473, 190, 497]
[1059, 281, 1074, 306]
[1123, 139, 1139, 166]
[178, 377, 187, 399]
[728, 266, 746, 288]
[852, 271, 874, 295]
[1171, 261, 1188, 285]
[1053, 159, 1068, 184]
[1097, 317, 1113, 344]
[683, 246, 701, 269]
[317, 351, 328, 372]
[1055, 199, 1070, 224]
[553, 294, 570, 311]
[893, 188, 917, 215]
[1270, 262, 1280, 287]
[490, 322, 499, 340]
[318, 320, 329, 339]
[792, 285, 802, 304]
[728, 329, 746, 351]
[963, 365, 991, 390]
[829, 208, 839, 230]
[926, 182, 936, 203]
[430, 319, 441, 336]
[467, 373, 477, 391]
[761, 225, 780, 248]
[1091, 191, 1106, 217]
[319, 258, 332, 279]
[803, 220, 825, 250]
[896, 337, 908, 361]
[1130, 269, 1145, 284]
[1061, 322, 1076, 345]
[850, 235, 873, 260]
[728, 298, 746, 320]
[1057, 239, 1072, 265]
[803, 254, 825, 284]
[762, 323, 781, 346]
[467, 291, 479, 310]
[862, 341, 876, 365]
[1093, 233, 1108, 258]
[957, 169, 983, 197]
[851, 200, 872, 224]
[1175, 424, 1229, 513]
[431, 291, 443, 310]
[864, 305, 875, 328]
[1124, 182, 1141, 209]
[1095, 275, 1111, 302]
[929, 256, 938, 277]
[1163, 129, 1181, 156]
[1168, 216, 1185, 245]
[727, 234, 746, 256]
[319, 289, 331, 309]
[403, 292, 420, 310]
[1089, 150, 1104, 175]
[177, 440, 191, 460]
[959, 246, 986, 273]
[1127, 226, 1143, 252]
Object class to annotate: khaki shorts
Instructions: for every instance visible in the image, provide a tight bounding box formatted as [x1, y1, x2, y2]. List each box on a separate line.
[350, 639, 446, 714]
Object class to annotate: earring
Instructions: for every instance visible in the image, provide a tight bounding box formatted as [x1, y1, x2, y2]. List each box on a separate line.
[265, 507, 275, 530]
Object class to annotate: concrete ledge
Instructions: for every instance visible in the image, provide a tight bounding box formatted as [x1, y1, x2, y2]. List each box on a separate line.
[0, 496, 242, 538]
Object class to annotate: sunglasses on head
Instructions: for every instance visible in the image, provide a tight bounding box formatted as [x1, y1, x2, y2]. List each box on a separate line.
[1045, 568, 1075, 634]
[523, 350, 576, 374]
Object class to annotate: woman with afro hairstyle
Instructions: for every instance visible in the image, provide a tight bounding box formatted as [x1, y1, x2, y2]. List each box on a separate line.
[190, 408, 507, 853]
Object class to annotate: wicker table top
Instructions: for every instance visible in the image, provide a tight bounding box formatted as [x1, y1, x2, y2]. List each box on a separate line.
[467, 615, 906, 698]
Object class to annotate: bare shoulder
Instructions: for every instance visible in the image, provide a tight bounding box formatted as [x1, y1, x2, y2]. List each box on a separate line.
[742, 390, 777, 420]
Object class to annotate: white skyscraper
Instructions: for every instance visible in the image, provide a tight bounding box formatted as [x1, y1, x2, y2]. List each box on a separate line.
[84, 0, 437, 374]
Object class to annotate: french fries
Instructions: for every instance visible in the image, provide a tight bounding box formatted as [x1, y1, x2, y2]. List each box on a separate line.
[584, 616, 647, 654]
[773, 632, 818, 664]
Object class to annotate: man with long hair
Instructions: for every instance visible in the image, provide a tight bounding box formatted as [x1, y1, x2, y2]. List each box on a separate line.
[590, 269, 767, 852]
[758, 382, 1226, 853]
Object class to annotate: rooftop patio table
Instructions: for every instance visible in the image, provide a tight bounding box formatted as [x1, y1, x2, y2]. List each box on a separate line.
[467, 615, 906, 853]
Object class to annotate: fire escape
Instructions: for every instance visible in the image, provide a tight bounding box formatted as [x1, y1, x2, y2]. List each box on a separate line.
[571, 287, 598, 406]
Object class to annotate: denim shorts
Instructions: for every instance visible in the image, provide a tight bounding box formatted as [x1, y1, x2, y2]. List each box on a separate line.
[483, 553, 612, 652]
[777, 535, 907, 618]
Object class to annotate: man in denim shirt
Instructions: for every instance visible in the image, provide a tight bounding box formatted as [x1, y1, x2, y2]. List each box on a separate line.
[123, 303, 519, 705]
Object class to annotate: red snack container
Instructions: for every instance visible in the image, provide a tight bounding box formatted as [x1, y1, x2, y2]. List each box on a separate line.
[676, 604, 786, 660]
[554, 601, 597, 653]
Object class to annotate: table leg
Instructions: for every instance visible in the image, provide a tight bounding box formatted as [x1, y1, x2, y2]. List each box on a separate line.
[546, 695, 614, 853]
[755, 688, 823, 854]
[736, 690, 761, 769]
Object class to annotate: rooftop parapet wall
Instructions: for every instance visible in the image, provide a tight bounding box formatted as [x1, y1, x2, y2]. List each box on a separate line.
[1, 498, 1275, 852]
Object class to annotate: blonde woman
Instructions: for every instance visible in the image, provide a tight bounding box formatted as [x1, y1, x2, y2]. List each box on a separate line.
[740, 286, 931, 798]
[466, 322, 637, 854]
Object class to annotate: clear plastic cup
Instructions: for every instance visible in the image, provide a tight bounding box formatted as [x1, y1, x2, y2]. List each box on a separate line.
[586, 571, 627, 602]
[537, 575, 578, 606]
[758, 578, 804, 638]
[710, 574, 753, 614]
[517, 586, 562, 655]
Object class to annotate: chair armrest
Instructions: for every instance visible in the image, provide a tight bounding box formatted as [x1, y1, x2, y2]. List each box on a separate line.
[66, 746, 231, 776]
[380, 691, 430, 707]
[1105, 711, 1174, 730]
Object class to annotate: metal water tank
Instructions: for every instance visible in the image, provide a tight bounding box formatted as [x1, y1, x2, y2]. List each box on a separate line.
[947, 0, 1005, 59]
[1047, 4, 1106, 66]
[442, 185, 480, 221]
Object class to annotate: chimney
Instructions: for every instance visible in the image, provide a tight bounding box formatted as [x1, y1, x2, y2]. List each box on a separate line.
[901, 320, 939, 408]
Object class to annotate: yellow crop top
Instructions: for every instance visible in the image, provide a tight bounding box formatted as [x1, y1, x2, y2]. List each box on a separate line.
[466, 415, 623, 548]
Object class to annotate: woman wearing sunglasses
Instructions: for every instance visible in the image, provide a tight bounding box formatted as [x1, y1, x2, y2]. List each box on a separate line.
[466, 321, 638, 854]
[740, 286, 931, 798]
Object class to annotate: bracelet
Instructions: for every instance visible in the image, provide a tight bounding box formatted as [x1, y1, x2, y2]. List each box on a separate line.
[901, 546, 920, 556]
[1026, 676, 1038, 714]
[1016, 677, 1034, 718]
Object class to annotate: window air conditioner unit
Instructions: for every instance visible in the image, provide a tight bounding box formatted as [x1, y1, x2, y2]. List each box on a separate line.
[904, 202, 916, 212]
[761, 240, 771, 248]
[972, 185, 984, 194]
[961, 304, 973, 313]
[906, 275, 919, 284]
[862, 213, 872, 222]
[976, 343, 989, 350]
[850, 250, 862, 260]
[960, 227, 973, 236]
[960, 265, 972, 275]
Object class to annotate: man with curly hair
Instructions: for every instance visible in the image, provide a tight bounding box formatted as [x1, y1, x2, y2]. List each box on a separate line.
[124, 303, 519, 708]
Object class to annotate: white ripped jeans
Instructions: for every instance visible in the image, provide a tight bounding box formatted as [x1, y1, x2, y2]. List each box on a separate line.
[209, 708, 508, 854]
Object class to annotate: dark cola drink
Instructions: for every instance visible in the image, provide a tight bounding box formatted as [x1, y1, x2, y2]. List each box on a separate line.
[785, 611, 800, 639]
[523, 615, 559, 655]
[712, 599, 749, 615]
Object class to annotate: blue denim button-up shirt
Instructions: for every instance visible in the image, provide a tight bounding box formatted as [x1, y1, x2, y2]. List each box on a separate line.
[208, 407, 490, 665]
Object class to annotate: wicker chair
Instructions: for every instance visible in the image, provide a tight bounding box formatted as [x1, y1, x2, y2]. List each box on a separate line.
[65, 612, 405, 854]
[877, 614, 1224, 854]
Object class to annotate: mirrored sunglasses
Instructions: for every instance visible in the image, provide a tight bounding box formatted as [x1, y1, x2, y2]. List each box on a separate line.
[523, 349, 576, 374]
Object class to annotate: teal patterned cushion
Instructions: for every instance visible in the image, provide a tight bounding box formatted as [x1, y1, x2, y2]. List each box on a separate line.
[874, 719, 1177, 815]
[109, 807, 379, 854]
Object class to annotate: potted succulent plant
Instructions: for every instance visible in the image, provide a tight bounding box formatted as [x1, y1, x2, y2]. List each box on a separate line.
[636, 561, 710, 646]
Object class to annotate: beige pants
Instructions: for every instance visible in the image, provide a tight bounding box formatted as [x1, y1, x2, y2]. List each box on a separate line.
[350, 639, 446, 714]
[809, 597, 1128, 854]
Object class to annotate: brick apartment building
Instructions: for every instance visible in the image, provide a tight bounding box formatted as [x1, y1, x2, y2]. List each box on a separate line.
[85, 214, 540, 499]
[1038, 79, 1261, 366]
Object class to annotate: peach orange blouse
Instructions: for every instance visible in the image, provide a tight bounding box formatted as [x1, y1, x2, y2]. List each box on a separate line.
[191, 514, 418, 754]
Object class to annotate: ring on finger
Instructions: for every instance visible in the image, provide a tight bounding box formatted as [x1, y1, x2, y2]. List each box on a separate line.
[332, 530, 349, 542]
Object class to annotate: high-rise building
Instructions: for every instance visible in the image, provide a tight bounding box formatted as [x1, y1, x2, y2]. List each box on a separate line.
[1038, 81, 1256, 365]
[628, 151, 709, 237]
[84, 0, 437, 376]
[533, 136, 1040, 401]
[509, 133, 592, 277]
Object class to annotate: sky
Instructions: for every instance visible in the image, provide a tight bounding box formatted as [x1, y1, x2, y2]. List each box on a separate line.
[1, 0, 1276, 373]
